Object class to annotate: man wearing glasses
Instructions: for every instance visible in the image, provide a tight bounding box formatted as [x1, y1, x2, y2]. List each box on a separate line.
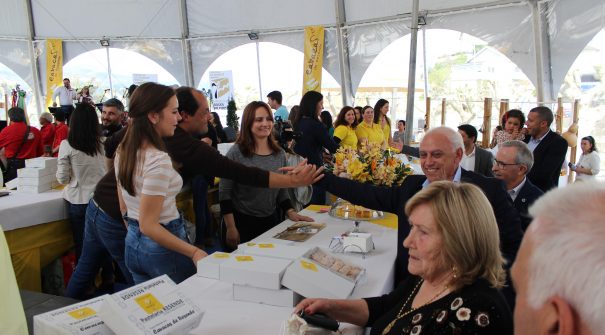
[492, 140, 544, 231]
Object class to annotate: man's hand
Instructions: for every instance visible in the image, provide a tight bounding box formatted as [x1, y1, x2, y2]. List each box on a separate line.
[280, 159, 325, 186]
[225, 226, 240, 249]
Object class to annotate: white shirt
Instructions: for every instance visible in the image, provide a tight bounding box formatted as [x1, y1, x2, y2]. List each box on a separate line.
[576, 151, 601, 181]
[52, 86, 76, 106]
[508, 177, 527, 202]
[460, 146, 476, 172]
[56, 140, 106, 204]
[527, 130, 550, 152]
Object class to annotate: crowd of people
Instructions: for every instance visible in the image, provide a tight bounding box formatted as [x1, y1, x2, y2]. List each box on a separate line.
[1, 83, 603, 335]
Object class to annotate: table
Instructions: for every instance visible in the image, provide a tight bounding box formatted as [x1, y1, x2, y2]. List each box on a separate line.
[181, 206, 399, 334]
[0, 189, 72, 291]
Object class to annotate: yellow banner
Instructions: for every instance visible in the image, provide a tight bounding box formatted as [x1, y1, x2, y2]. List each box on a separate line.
[302, 26, 324, 94]
[45, 39, 63, 107]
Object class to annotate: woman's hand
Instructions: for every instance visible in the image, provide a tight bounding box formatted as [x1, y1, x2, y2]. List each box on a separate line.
[226, 226, 240, 249]
[287, 210, 314, 222]
[191, 248, 208, 263]
[294, 298, 333, 316]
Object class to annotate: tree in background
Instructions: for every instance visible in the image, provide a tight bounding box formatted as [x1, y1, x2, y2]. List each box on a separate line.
[226, 98, 239, 131]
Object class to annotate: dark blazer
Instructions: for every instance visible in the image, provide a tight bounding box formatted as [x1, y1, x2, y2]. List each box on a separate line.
[474, 145, 494, 177]
[524, 131, 568, 192]
[322, 169, 523, 283]
[513, 179, 544, 231]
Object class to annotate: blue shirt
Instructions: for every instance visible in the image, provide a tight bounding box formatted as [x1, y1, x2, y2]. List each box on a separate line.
[527, 130, 550, 152]
[274, 105, 289, 122]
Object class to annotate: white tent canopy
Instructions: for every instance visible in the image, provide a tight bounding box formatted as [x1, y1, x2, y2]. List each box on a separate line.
[1, 0, 604, 115]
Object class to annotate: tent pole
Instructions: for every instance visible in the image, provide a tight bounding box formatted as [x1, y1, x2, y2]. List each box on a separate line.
[422, 25, 429, 101]
[24, 0, 43, 117]
[404, 0, 420, 145]
[105, 47, 113, 98]
[179, 0, 194, 87]
[256, 41, 263, 101]
[530, 0, 554, 104]
[335, 0, 354, 107]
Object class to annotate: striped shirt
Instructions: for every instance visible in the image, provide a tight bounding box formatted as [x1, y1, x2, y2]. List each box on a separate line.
[115, 148, 182, 224]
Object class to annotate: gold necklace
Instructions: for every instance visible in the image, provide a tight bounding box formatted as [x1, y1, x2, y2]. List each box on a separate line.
[382, 279, 449, 335]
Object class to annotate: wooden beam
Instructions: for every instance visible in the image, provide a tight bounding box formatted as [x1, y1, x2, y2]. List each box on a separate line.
[482, 97, 493, 148]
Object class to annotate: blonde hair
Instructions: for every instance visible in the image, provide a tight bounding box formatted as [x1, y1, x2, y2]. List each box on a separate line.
[404, 181, 506, 289]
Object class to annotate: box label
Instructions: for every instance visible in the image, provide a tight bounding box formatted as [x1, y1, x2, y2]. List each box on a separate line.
[135, 293, 164, 315]
[246, 242, 256, 246]
[258, 243, 274, 248]
[235, 255, 254, 262]
[300, 260, 318, 272]
[67, 306, 97, 320]
[213, 252, 230, 259]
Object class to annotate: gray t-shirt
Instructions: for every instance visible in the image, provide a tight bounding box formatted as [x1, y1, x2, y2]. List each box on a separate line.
[219, 144, 290, 217]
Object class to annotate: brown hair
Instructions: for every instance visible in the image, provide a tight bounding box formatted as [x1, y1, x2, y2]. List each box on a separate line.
[405, 181, 506, 289]
[236, 101, 281, 157]
[117, 82, 175, 196]
[334, 106, 357, 128]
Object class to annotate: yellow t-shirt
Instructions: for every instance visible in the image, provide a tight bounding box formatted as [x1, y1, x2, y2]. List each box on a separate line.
[381, 122, 391, 143]
[355, 122, 385, 147]
[333, 125, 358, 149]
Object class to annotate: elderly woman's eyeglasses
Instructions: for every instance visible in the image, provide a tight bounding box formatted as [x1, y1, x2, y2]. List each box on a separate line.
[493, 159, 520, 168]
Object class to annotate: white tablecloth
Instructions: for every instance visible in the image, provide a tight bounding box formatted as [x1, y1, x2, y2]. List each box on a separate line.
[181, 207, 398, 334]
[0, 189, 68, 231]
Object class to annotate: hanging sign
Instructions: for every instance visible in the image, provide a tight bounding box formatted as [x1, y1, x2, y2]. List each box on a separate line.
[46, 39, 63, 107]
[302, 26, 324, 94]
[209, 70, 234, 109]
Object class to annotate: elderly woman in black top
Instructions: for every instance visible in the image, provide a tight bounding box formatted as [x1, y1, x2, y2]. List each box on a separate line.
[293, 91, 338, 204]
[295, 181, 512, 335]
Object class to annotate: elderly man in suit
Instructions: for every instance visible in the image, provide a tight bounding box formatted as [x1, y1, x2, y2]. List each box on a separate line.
[492, 140, 544, 231]
[524, 106, 568, 192]
[321, 126, 523, 284]
[457, 124, 494, 177]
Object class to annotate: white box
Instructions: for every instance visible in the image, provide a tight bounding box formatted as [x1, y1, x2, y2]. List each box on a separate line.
[281, 248, 364, 299]
[19, 182, 51, 193]
[33, 295, 115, 335]
[197, 252, 231, 279]
[5, 178, 18, 190]
[26, 157, 58, 169]
[343, 233, 374, 253]
[18, 173, 55, 186]
[220, 254, 291, 290]
[233, 284, 303, 307]
[237, 241, 311, 261]
[17, 166, 55, 178]
[98, 275, 203, 335]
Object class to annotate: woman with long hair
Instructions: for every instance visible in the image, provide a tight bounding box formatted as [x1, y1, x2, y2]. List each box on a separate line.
[373, 99, 393, 146]
[56, 104, 106, 264]
[116, 82, 206, 284]
[320, 110, 335, 137]
[355, 106, 385, 148]
[220, 101, 313, 250]
[77, 86, 94, 105]
[333, 106, 358, 148]
[210, 111, 228, 143]
[293, 90, 339, 204]
[493, 109, 526, 153]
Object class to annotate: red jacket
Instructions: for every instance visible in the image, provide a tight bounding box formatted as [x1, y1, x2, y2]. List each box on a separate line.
[40, 123, 56, 148]
[0, 122, 44, 159]
[52, 122, 69, 157]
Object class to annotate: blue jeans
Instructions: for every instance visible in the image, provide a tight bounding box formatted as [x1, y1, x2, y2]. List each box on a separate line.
[192, 175, 212, 245]
[68, 202, 88, 261]
[65, 200, 133, 299]
[125, 216, 196, 284]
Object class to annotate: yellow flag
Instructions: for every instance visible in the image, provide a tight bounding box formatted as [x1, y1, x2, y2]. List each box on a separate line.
[46, 39, 63, 107]
[302, 26, 324, 94]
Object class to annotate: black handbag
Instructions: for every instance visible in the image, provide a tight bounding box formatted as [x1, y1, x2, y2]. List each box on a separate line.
[2, 126, 30, 183]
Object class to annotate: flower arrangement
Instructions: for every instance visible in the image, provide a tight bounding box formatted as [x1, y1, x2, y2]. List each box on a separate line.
[327, 143, 413, 186]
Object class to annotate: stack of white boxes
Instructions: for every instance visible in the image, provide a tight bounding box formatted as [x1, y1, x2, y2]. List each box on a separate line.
[197, 242, 311, 307]
[17, 157, 58, 193]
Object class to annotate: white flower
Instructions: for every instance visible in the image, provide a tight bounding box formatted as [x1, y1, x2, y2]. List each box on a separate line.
[475, 312, 490, 327]
[450, 297, 463, 310]
[436, 310, 448, 323]
[410, 325, 422, 335]
[456, 307, 471, 321]
[412, 313, 423, 324]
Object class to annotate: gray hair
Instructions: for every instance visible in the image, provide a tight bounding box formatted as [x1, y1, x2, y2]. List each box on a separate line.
[424, 126, 464, 153]
[500, 140, 533, 171]
[527, 182, 605, 332]
[40, 112, 53, 123]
